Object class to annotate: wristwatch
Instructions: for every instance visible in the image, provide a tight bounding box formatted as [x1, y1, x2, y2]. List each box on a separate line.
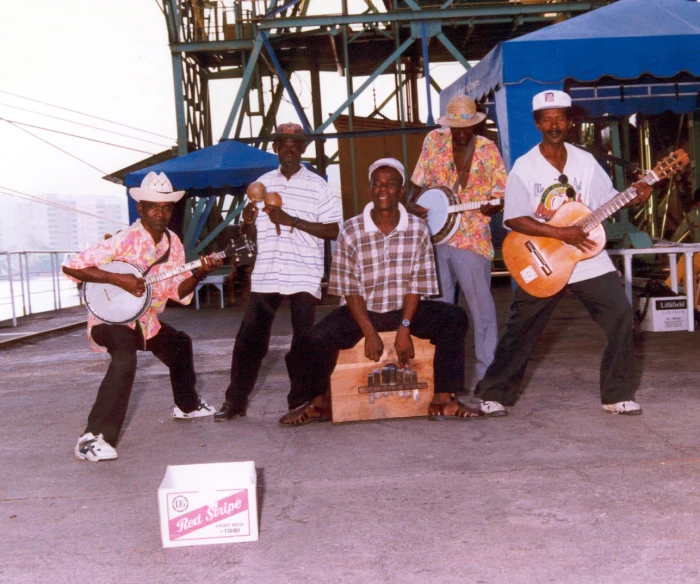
[292, 216, 300, 227]
[400, 318, 411, 328]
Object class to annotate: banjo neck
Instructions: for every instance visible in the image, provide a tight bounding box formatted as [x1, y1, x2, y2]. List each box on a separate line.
[144, 249, 228, 286]
[447, 198, 501, 214]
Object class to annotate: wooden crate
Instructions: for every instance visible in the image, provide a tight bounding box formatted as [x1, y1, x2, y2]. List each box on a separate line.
[330, 332, 435, 423]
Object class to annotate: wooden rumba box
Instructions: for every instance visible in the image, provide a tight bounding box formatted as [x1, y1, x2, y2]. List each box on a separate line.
[330, 331, 435, 423]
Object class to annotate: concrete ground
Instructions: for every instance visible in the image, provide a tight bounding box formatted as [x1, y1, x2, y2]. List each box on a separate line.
[2, 282, 699, 584]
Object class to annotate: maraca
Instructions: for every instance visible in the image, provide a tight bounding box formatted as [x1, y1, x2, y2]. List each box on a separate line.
[246, 181, 266, 203]
[264, 191, 283, 235]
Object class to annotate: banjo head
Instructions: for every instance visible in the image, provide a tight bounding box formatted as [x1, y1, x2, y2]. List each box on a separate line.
[83, 261, 151, 325]
[415, 186, 460, 245]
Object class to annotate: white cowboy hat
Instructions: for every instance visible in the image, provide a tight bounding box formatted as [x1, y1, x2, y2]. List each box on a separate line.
[129, 172, 185, 203]
[437, 95, 487, 128]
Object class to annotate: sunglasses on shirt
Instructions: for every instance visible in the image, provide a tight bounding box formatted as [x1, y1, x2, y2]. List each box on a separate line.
[558, 174, 576, 199]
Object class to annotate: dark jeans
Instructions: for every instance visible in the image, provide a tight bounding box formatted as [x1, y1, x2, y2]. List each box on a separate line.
[224, 291, 317, 410]
[87, 321, 199, 446]
[286, 301, 468, 405]
[479, 271, 636, 407]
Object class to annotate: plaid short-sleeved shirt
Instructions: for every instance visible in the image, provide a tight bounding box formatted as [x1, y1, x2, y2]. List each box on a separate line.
[329, 203, 439, 313]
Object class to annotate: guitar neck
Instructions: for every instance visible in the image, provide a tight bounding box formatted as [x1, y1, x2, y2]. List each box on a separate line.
[144, 249, 227, 286]
[577, 172, 658, 233]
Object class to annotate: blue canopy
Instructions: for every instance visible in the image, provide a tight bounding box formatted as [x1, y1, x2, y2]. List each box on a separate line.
[442, 0, 700, 168]
[124, 139, 280, 190]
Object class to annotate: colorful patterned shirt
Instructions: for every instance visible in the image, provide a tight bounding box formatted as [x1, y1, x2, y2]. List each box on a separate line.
[63, 219, 193, 352]
[329, 203, 439, 313]
[411, 128, 506, 259]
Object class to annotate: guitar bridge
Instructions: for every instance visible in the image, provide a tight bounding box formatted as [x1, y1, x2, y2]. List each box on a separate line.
[525, 240, 552, 276]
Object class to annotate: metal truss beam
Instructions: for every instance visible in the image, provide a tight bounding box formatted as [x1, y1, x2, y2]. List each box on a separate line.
[257, 3, 596, 29]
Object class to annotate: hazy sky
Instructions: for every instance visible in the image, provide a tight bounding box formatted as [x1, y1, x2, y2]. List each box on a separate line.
[0, 1, 461, 205]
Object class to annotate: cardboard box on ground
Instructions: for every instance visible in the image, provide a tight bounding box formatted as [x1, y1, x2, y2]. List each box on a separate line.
[158, 461, 258, 547]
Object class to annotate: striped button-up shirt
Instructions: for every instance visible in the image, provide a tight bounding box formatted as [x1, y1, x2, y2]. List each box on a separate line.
[251, 165, 342, 299]
[329, 203, 439, 313]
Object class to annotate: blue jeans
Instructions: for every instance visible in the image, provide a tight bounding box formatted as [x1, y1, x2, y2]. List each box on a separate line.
[435, 245, 498, 380]
[286, 301, 468, 405]
[224, 291, 317, 410]
[478, 271, 636, 406]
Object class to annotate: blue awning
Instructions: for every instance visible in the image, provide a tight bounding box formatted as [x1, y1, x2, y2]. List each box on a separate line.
[124, 139, 280, 190]
[442, 0, 700, 168]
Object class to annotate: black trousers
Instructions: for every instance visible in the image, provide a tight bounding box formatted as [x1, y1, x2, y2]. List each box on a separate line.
[86, 321, 199, 446]
[479, 271, 636, 407]
[286, 301, 469, 405]
[224, 291, 318, 410]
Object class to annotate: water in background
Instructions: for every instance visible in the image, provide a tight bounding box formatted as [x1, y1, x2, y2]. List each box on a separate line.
[0, 277, 82, 322]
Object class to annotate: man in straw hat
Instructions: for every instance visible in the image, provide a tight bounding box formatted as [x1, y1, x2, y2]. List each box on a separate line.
[214, 122, 341, 422]
[476, 90, 652, 418]
[278, 158, 483, 425]
[408, 94, 506, 389]
[63, 171, 222, 461]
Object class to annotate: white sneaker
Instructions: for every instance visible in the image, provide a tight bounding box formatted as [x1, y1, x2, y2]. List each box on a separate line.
[172, 398, 215, 419]
[479, 400, 508, 417]
[602, 401, 642, 416]
[74, 432, 118, 462]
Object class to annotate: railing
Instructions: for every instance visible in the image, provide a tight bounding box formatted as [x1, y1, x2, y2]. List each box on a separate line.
[0, 250, 81, 327]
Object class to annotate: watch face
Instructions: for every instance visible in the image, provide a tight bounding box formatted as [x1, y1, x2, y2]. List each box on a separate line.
[401, 319, 411, 327]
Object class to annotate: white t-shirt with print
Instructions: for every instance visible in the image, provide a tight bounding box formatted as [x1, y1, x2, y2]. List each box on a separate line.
[504, 142, 619, 284]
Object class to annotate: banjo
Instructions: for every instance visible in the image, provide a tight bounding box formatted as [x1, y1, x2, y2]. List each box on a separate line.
[415, 186, 502, 245]
[82, 235, 256, 325]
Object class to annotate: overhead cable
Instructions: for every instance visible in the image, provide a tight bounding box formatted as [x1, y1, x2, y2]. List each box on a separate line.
[0, 117, 156, 155]
[0, 101, 172, 147]
[3, 120, 107, 174]
[0, 89, 175, 141]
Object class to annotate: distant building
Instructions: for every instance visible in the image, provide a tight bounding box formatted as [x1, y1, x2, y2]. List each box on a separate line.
[0, 193, 128, 252]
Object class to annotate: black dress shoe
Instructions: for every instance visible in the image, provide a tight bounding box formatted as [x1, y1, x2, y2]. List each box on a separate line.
[214, 401, 247, 422]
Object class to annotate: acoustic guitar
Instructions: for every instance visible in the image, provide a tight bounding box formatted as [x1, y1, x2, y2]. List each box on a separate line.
[502, 150, 689, 298]
[83, 235, 256, 325]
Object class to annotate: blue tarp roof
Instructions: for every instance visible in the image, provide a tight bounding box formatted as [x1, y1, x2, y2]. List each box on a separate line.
[442, 0, 700, 168]
[124, 139, 280, 190]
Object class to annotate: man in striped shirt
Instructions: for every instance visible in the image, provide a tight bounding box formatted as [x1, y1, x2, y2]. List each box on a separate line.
[279, 158, 483, 425]
[215, 123, 342, 421]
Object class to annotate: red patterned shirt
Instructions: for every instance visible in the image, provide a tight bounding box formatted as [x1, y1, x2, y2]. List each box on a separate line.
[411, 128, 506, 259]
[63, 220, 193, 352]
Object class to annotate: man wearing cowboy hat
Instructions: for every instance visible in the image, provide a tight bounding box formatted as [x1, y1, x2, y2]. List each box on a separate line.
[476, 90, 653, 418]
[408, 94, 506, 388]
[214, 122, 341, 422]
[63, 171, 222, 462]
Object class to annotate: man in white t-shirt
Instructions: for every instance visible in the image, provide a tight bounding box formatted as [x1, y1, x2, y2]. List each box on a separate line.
[476, 90, 653, 418]
[214, 123, 341, 421]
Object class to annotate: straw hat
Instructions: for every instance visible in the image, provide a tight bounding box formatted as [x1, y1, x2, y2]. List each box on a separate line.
[437, 95, 486, 128]
[129, 172, 185, 203]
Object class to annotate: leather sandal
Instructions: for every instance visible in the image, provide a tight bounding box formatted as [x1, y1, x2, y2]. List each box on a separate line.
[279, 397, 331, 427]
[428, 399, 485, 421]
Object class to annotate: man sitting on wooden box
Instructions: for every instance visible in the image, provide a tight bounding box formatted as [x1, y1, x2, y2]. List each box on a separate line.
[279, 158, 484, 425]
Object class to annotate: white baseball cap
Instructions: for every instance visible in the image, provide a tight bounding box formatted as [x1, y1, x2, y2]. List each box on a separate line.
[532, 90, 572, 112]
[368, 158, 405, 185]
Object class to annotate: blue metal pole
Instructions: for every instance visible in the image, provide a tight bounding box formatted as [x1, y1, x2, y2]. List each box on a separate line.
[316, 36, 415, 134]
[220, 34, 265, 141]
[420, 21, 435, 126]
[259, 31, 312, 133]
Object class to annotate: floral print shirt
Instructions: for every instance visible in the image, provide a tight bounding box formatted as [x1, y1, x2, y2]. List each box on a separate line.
[411, 128, 506, 259]
[63, 219, 193, 352]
